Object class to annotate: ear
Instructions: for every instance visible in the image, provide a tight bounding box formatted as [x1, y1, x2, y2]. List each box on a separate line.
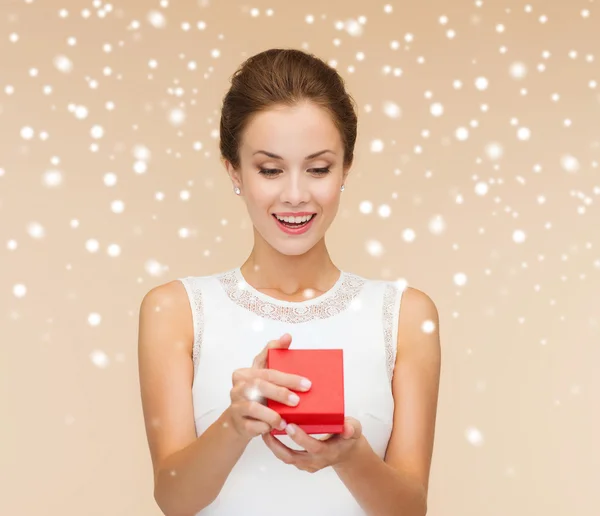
[342, 162, 352, 183]
[224, 159, 242, 189]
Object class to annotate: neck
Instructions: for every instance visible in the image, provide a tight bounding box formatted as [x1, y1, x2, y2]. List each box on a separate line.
[240, 237, 340, 296]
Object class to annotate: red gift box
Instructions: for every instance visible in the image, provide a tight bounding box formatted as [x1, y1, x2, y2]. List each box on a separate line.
[266, 348, 344, 436]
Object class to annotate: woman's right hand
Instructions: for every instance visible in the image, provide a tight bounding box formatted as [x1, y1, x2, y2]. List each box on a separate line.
[226, 333, 312, 441]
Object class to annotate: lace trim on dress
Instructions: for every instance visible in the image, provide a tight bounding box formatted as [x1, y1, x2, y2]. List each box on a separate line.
[382, 282, 400, 383]
[181, 278, 204, 372]
[217, 269, 366, 324]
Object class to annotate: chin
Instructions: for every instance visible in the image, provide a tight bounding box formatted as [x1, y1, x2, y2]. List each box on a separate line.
[256, 231, 320, 257]
[274, 245, 316, 257]
[265, 237, 318, 256]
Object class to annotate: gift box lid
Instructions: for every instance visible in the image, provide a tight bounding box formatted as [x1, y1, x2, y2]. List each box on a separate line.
[266, 348, 344, 426]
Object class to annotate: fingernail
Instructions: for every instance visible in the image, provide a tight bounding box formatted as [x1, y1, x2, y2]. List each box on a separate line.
[285, 424, 296, 435]
[288, 393, 300, 405]
[278, 419, 287, 430]
[300, 378, 312, 389]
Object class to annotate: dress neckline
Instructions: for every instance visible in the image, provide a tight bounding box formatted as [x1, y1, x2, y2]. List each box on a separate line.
[232, 266, 346, 308]
[217, 267, 366, 323]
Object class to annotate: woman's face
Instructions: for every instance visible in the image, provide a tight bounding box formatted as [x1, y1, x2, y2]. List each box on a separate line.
[225, 101, 350, 256]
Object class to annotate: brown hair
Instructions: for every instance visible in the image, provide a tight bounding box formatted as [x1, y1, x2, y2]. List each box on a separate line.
[219, 48, 358, 170]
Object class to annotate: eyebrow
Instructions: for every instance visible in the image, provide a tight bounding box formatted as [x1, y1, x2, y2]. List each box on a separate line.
[252, 149, 335, 160]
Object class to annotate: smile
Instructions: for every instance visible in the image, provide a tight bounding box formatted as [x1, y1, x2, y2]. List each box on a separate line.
[272, 214, 317, 235]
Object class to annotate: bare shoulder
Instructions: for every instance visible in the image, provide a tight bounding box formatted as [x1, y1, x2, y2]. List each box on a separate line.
[139, 280, 194, 335]
[384, 285, 441, 498]
[395, 285, 441, 385]
[397, 286, 440, 347]
[137, 279, 196, 486]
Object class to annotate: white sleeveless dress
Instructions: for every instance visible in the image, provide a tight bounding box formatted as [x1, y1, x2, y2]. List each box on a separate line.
[178, 267, 405, 516]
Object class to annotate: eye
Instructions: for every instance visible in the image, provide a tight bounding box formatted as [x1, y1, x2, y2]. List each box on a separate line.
[258, 168, 281, 176]
[258, 168, 331, 176]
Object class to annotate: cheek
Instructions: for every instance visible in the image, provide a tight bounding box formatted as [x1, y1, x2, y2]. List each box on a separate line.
[315, 190, 340, 209]
[244, 185, 272, 207]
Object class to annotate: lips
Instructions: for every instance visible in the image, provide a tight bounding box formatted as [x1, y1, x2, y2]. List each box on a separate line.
[272, 213, 317, 235]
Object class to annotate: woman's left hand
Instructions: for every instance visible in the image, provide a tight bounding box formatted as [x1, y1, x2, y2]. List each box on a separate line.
[261, 417, 363, 473]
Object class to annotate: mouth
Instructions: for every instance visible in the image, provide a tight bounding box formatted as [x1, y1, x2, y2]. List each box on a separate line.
[272, 213, 317, 234]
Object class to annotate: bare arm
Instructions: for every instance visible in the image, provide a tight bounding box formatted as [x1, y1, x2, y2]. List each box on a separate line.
[154, 409, 250, 515]
[333, 436, 427, 516]
[333, 286, 441, 515]
[138, 281, 249, 516]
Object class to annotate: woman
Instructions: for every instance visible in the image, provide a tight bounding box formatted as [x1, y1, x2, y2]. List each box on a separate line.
[138, 48, 441, 516]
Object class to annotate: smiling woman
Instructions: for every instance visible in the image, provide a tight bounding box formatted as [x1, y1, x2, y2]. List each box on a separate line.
[138, 48, 440, 516]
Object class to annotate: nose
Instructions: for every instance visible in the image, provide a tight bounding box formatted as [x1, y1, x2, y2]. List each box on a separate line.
[279, 171, 310, 206]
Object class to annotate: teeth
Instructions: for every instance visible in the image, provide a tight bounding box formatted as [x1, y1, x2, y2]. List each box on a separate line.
[275, 214, 313, 223]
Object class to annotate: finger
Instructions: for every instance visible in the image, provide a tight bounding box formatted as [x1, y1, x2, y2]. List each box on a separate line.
[231, 367, 254, 387]
[230, 370, 264, 405]
[341, 417, 362, 440]
[258, 333, 292, 366]
[284, 424, 324, 454]
[251, 348, 268, 369]
[242, 417, 272, 436]
[251, 333, 292, 369]
[241, 400, 287, 431]
[231, 376, 308, 409]
[316, 433, 334, 441]
[261, 432, 305, 464]
[231, 382, 266, 405]
[341, 422, 353, 439]
[259, 369, 312, 392]
[244, 378, 303, 407]
[233, 367, 311, 393]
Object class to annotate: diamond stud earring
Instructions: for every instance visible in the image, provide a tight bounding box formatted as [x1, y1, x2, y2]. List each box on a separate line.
[340, 184, 345, 192]
[234, 186, 241, 195]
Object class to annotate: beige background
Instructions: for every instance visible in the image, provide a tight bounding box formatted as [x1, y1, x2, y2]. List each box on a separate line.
[1, 0, 599, 514]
